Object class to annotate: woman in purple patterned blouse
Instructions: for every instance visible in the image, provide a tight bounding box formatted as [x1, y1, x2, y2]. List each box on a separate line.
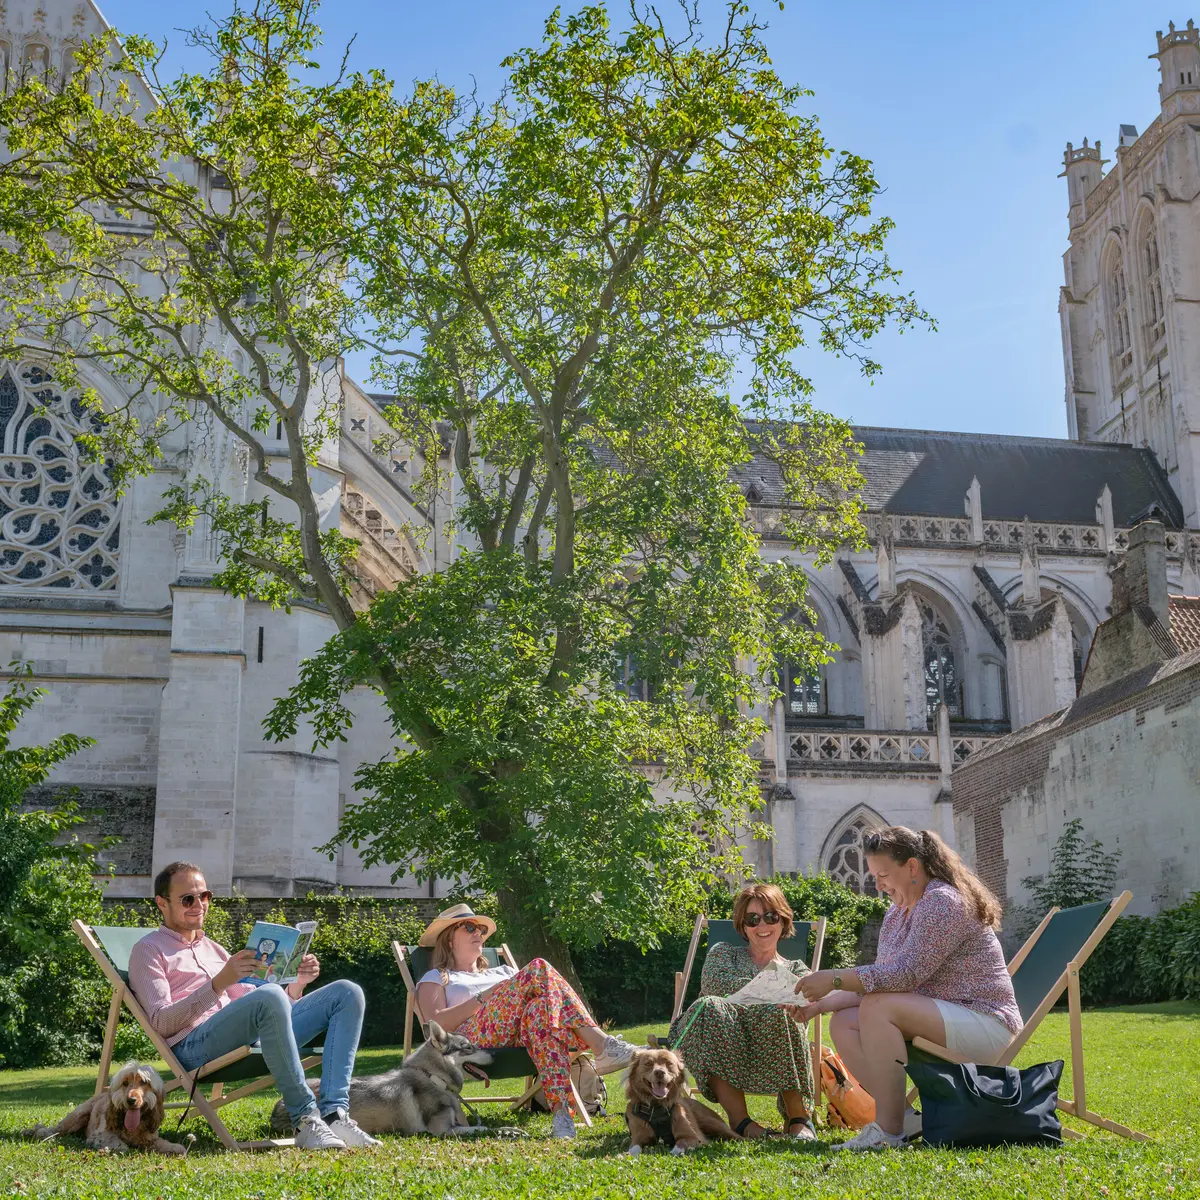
[795, 825, 1021, 1152]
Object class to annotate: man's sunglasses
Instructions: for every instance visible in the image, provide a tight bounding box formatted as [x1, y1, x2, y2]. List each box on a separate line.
[177, 891, 214, 908]
[457, 921, 489, 935]
[743, 911, 782, 928]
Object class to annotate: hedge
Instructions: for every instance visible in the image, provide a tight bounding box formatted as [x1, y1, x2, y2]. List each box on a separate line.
[1080, 892, 1200, 1007]
[98, 874, 886, 1053]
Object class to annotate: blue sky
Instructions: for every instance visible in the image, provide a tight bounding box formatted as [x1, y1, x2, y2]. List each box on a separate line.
[100, 0, 1174, 439]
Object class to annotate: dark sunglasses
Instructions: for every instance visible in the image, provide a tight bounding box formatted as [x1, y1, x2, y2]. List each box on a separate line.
[178, 891, 214, 908]
[456, 921, 488, 935]
[743, 911, 782, 928]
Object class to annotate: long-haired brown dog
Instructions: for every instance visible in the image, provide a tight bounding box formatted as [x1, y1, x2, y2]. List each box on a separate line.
[623, 1047, 741, 1155]
[25, 1062, 186, 1155]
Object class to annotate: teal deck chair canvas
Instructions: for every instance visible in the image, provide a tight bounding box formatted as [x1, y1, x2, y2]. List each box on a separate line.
[671, 913, 828, 1104]
[906, 891, 1148, 1142]
[75, 920, 322, 1151]
[392, 941, 593, 1126]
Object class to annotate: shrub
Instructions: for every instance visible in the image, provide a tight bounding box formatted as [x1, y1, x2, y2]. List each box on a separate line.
[1081, 893, 1200, 1007]
[575, 873, 888, 1026]
[83, 874, 882, 1051]
[1009, 818, 1121, 945]
[0, 668, 111, 1069]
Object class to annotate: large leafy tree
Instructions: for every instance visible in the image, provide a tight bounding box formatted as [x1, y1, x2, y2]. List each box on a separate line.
[0, 0, 926, 973]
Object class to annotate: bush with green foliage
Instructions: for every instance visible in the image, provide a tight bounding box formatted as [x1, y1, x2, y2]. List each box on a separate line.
[1081, 893, 1200, 1007]
[94, 873, 883, 1050]
[0, 667, 111, 1068]
[575, 872, 888, 1025]
[1009, 818, 1121, 945]
[1006, 818, 1200, 1007]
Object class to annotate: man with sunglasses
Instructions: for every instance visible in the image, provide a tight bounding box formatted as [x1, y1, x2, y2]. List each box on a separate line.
[127, 861, 379, 1150]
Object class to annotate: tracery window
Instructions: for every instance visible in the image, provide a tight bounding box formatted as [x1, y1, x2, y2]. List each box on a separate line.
[778, 658, 824, 716]
[1141, 223, 1166, 352]
[1107, 253, 1133, 380]
[824, 816, 880, 896]
[918, 594, 960, 718]
[614, 653, 652, 702]
[0, 364, 122, 592]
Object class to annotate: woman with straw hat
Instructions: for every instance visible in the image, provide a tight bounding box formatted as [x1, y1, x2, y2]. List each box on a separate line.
[415, 903, 636, 1140]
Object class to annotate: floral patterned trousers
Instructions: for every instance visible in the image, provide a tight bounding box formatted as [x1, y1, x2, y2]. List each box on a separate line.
[458, 958, 592, 1114]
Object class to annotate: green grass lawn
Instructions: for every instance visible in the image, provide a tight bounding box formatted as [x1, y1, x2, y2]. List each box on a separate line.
[1, 1004, 1197, 1198]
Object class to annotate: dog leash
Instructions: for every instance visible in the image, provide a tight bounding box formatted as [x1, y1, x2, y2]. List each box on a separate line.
[173, 1070, 202, 1133]
[668, 996, 712, 1054]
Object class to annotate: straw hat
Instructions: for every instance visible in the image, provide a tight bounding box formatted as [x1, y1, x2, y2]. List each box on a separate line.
[418, 903, 497, 948]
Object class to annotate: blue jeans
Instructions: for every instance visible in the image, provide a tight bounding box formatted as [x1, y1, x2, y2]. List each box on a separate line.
[173, 980, 365, 1123]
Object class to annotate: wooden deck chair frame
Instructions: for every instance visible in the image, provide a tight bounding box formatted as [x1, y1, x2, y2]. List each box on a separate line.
[671, 913, 828, 1106]
[75, 920, 322, 1152]
[905, 891, 1148, 1142]
[392, 940, 593, 1127]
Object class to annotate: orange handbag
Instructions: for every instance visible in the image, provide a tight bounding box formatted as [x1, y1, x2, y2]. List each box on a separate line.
[818, 1044, 876, 1130]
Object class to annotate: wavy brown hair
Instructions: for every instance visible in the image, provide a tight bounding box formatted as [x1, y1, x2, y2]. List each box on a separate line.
[732, 882, 795, 940]
[430, 923, 489, 984]
[864, 826, 1003, 929]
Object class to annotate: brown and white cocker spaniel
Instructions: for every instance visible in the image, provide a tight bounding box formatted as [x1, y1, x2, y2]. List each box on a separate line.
[26, 1062, 186, 1155]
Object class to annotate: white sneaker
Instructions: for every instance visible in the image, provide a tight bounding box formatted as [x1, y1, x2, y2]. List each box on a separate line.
[903, 1107, 923, 1140]
[325, 1110, 382, 1148]
[551, 1109, 576, 1139]
[591, 1034, 636, 1075]
[831, 1121, 906, 1152]
[293, 1111, 346, 1151]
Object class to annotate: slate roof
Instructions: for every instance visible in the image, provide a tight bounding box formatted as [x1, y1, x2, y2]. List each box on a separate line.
[363, 396, 1186, 530]
[1170, 596, 1200, 653]
[737, 426, 1185, 528]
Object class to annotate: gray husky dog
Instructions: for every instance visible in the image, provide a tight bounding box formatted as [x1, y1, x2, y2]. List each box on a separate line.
[269, 1022, 493, 1137]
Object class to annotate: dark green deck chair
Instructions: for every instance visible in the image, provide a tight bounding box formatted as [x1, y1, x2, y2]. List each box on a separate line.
[906, 890, 1148, 1142]
[75, 920, 322, 1151]
[670, 913, 828, 1103]
[392, 941, 593, 1126]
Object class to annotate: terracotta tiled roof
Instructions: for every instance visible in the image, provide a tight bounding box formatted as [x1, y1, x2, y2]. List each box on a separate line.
[1170, 596, 1200, 653]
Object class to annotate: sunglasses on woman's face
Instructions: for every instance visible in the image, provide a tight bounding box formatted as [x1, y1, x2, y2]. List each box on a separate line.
[743, 911, 782, 928]
[177, 891, 214, 908]
[457, 921, 487, 935]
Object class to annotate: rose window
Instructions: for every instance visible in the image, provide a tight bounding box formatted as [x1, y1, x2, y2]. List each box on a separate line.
[0, 364, 122, 592]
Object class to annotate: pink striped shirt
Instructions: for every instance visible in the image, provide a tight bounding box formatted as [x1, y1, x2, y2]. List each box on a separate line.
[127, 925, 255, 1047]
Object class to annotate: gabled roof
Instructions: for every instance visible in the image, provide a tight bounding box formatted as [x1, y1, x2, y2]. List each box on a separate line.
[737, 426, 1185, 527]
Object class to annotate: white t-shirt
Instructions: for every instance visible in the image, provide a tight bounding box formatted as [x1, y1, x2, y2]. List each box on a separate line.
[418, 963, 516, 1008]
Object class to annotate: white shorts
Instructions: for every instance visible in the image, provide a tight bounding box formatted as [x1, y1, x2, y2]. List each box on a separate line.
[933, 1000, 1015, 1064]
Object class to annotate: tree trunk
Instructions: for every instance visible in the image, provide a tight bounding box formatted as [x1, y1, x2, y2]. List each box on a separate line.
[496, 887, 590, 1009]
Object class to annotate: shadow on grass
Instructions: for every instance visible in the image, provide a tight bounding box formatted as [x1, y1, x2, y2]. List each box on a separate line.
[0, 1076, 98, 1107]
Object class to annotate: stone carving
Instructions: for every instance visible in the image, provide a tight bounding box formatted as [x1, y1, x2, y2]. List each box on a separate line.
[0, 364, 122, 591]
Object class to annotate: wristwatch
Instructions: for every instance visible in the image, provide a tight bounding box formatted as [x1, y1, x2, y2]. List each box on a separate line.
[832, 974, 842, 990]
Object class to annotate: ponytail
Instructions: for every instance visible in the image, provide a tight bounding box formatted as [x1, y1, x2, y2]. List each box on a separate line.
[864, 825, 1003, 929]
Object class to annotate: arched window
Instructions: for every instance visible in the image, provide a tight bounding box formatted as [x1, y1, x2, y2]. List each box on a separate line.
[917, 594, 960, 718]
[777, 606, 827, 717]
[614, 653, 652, 702]
[1107, 251, 1133, 380]
[1141, 222, 1166, 352]
[824, 813, 881, 896]
[778, 659, 824, 716]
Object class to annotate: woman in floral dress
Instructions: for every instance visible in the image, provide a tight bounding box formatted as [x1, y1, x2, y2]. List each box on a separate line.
[414, 904, 636, 1141]
[669, 883, 817, 1140]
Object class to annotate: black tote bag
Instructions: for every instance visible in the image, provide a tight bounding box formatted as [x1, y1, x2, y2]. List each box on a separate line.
[905, 1057, 1064, 1148]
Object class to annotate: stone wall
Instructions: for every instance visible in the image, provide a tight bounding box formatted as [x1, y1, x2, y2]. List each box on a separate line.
[952, 649, 1200, 916]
